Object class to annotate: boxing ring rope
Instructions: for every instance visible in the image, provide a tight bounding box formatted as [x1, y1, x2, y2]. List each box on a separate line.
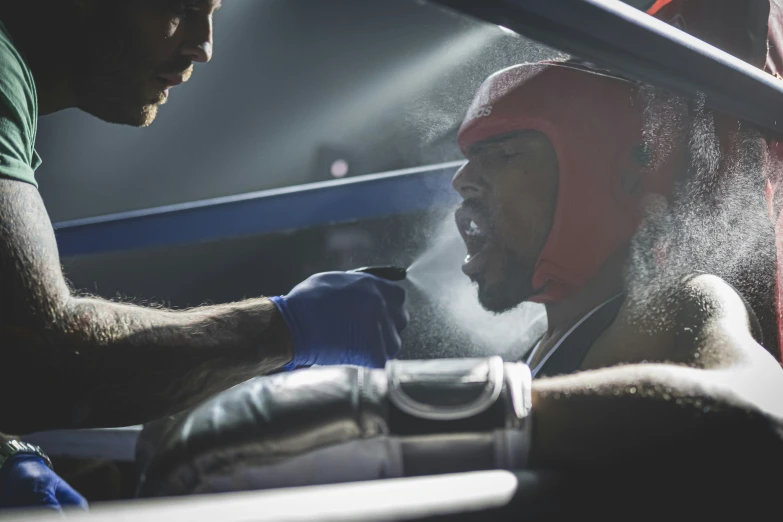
[54, 161, 464, 258]
[0, 470, 527, 522]
[435, 0, 783, 136]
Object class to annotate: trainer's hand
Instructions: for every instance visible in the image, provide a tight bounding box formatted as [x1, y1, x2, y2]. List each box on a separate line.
[0, 455, 88, 512]
[272, 272, 409, 369]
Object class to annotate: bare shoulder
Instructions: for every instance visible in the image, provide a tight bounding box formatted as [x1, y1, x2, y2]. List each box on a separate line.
[579, 273, 783, 420]
[673, 273, 756, 331]
[584, 274, 778, 372]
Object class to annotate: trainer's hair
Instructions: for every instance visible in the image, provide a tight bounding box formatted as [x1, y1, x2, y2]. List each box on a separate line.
[0, 1, 75, 50]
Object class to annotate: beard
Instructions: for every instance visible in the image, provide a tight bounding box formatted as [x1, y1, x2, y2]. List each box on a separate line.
[75, 73, 166, 128]
[475, 249, 538, 313]
[458, 199, 542, 314]
[70, 5, 188, 127]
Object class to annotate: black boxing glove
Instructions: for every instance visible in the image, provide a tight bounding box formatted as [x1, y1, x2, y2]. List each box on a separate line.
[137, 357, 532, 497]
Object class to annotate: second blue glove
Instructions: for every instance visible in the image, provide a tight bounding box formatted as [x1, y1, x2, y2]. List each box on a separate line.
[0, 454, 88, 512]
[272, 272, 409, 369]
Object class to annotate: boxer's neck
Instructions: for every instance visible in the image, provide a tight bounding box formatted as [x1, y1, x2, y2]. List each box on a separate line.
[540, 248, 627, 351]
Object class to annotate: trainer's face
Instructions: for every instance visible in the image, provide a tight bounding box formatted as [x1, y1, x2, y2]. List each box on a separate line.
[453, 130, 559, 312]
[73, 0, 220, 127]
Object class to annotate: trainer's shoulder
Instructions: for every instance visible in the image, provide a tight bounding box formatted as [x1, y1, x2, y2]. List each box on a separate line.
[0, 20, 37, 120]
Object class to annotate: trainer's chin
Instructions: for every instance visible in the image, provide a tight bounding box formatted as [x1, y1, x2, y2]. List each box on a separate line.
[134, 90, 166, 127]
[80, 98, 161, 127]
[137, 102, 160, 127]
[120, 99, 163, 127]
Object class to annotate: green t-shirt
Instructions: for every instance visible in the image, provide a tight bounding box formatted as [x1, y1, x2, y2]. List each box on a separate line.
[0, 20, 40, 188]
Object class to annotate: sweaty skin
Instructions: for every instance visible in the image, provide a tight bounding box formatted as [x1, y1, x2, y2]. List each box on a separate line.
[530, 273, 783, 469]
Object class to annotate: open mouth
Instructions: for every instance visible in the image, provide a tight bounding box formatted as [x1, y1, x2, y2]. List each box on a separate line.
[455, 203, 492, 276]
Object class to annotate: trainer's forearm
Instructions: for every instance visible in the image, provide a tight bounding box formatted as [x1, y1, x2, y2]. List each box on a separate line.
[0, 181, 293, 434]
[3, 296, 292, 434]
[529, 364, 783, 470]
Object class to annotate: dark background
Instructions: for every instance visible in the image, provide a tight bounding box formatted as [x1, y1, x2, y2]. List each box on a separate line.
[37, 0, 555, 360]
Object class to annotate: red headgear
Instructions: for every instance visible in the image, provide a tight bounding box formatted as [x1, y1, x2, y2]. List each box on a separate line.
[457, 63, 682, 303]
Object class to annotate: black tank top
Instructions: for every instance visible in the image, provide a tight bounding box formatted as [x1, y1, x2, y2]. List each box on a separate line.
[522, 275, 764, 378]
[529, 294, 625, 378]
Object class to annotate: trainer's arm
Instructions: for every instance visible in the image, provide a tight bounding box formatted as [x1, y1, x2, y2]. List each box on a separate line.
[0, 180, 293, 434]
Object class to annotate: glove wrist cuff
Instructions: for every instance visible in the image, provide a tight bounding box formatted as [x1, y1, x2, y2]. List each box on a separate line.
[0, 440, 53, 472]
[270, 296, 305, 369]
[386, 357, 533, 469]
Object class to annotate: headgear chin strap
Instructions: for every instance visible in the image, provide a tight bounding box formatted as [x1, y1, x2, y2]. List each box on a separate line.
[458, 63, 682, 303]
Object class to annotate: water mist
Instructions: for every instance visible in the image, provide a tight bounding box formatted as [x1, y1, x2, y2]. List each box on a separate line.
[403, 212, 547, 361]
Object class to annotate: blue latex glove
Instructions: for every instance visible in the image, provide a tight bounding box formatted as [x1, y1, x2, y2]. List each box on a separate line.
[0, 454, 88, 512]
[272, 272, 409, 369]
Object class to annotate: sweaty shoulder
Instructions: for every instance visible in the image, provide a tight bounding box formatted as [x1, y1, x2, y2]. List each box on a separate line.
[583, 274, 769, 371]
[0, 20, 39, 188]
[670, 273, 765, 365]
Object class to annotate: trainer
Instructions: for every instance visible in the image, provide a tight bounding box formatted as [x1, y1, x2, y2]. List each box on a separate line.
[0, 0, 407, 511]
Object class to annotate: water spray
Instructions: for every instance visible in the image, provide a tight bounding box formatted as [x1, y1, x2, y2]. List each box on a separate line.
[352, 265, 408, 281]
[353, 217, 547, 361]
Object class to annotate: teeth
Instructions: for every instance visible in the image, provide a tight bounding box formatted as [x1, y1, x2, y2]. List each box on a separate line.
[467, 220, 482, 236]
